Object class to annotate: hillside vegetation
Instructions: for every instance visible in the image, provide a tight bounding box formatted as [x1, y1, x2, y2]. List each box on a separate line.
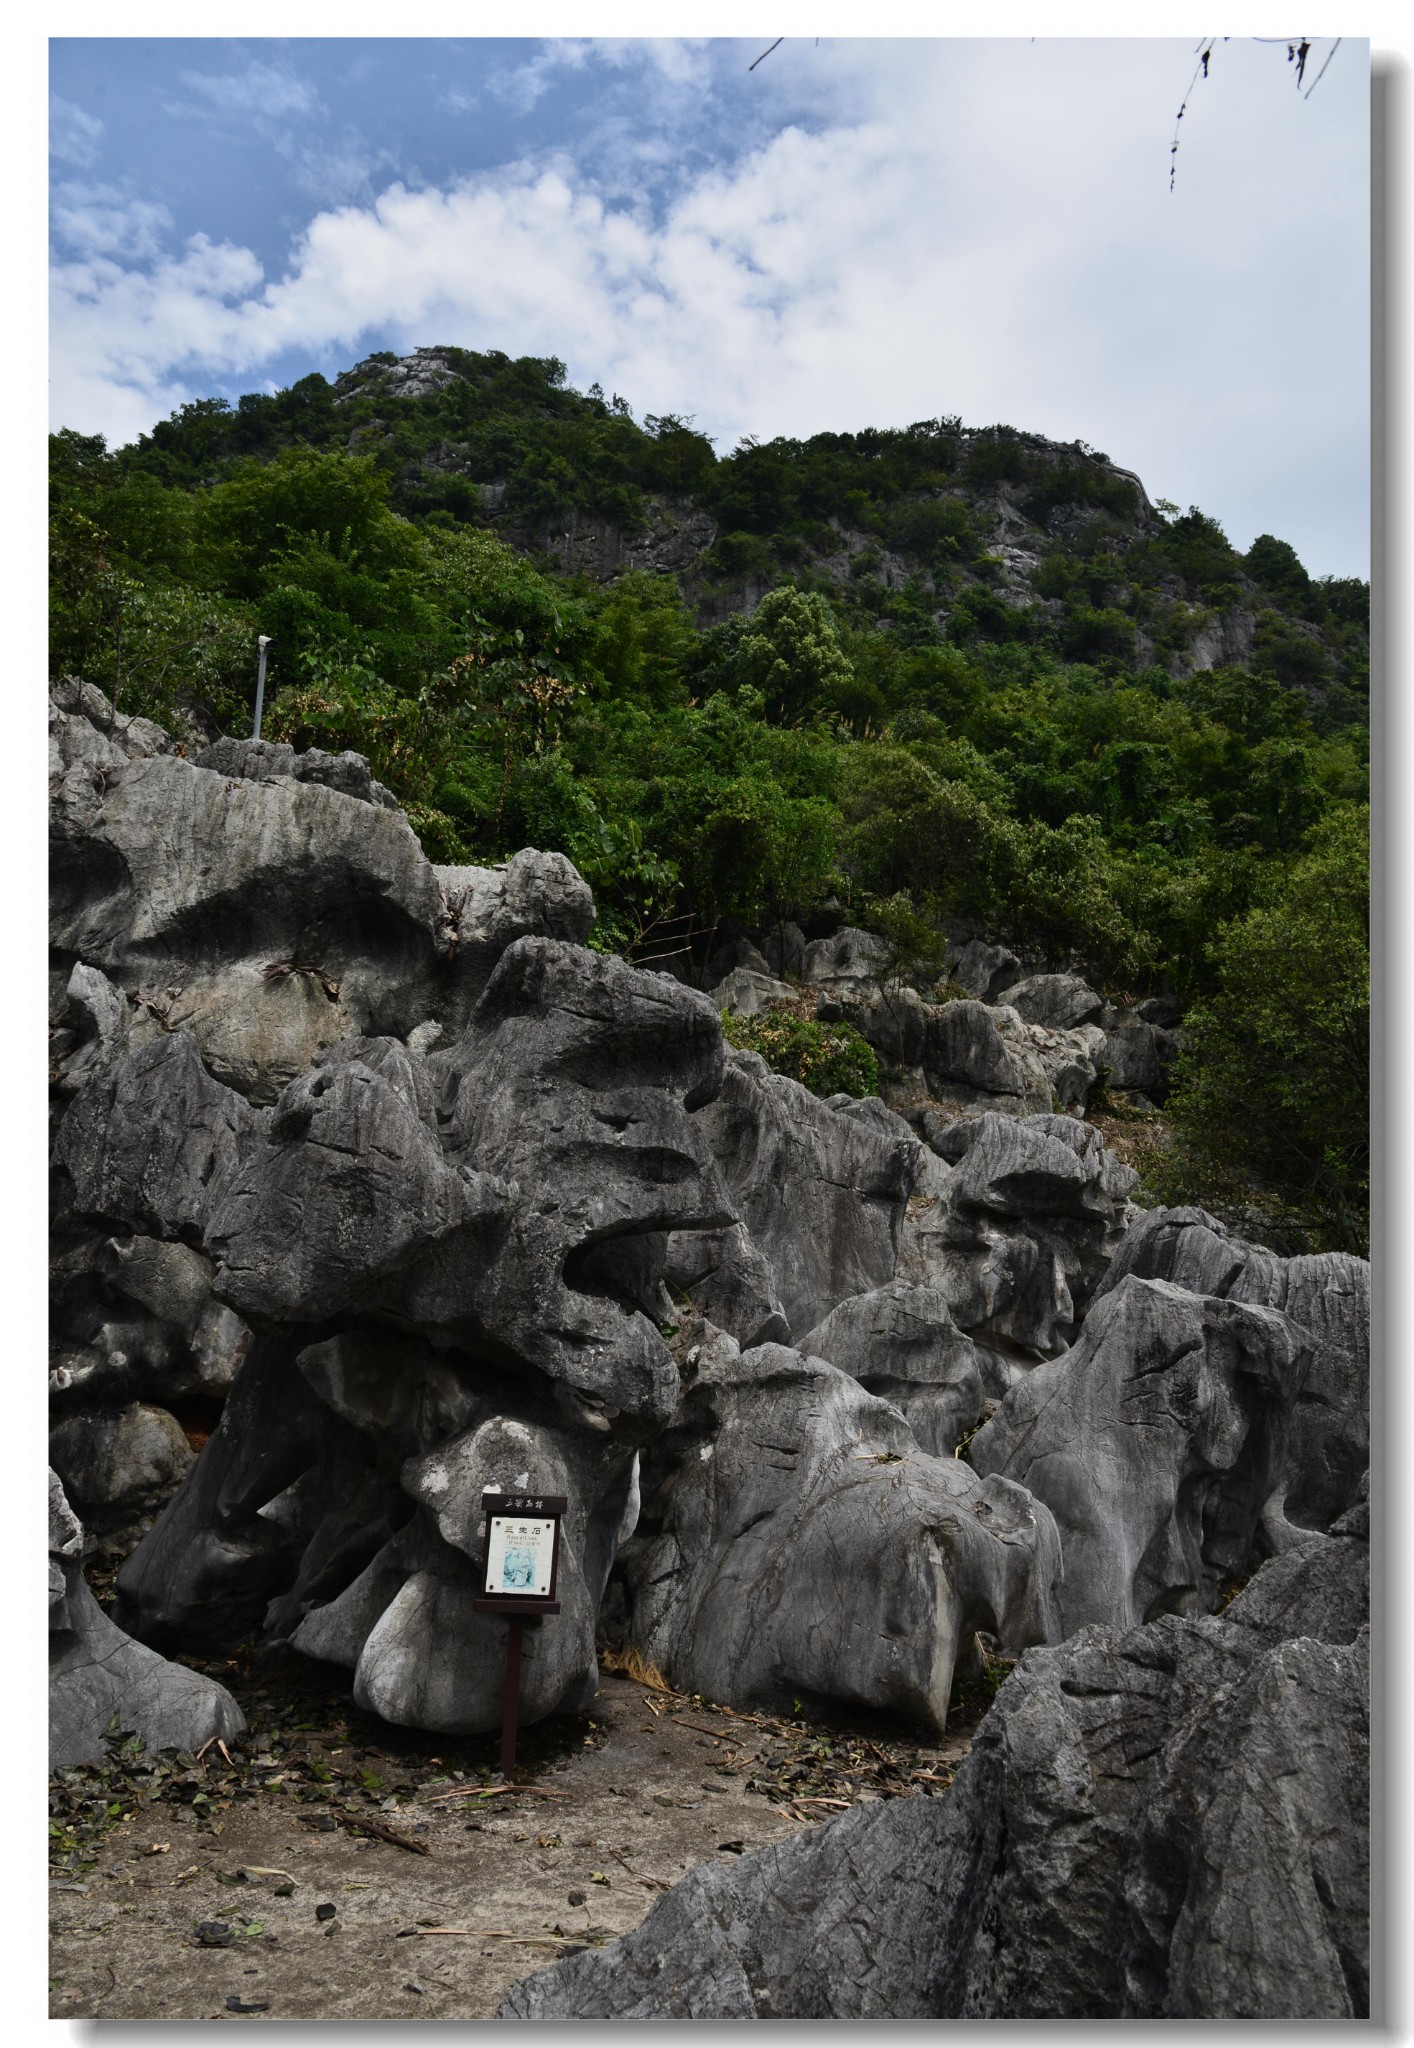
[48, 346, 1369, 1249]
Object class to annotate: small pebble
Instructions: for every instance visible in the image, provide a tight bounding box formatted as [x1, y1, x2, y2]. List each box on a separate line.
[566, 1889, 586, 1907]
[315, 1902, 337, 1922]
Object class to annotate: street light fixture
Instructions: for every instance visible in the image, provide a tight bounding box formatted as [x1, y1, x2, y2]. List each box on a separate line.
[252, 635, 272, 741]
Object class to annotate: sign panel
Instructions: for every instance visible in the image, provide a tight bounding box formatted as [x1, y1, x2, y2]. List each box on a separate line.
[485, 1514, 557, 1599]
[473, 1490, 567, 1616]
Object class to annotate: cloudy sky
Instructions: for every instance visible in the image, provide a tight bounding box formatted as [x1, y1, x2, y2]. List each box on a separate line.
[49, 34, 1369, 577]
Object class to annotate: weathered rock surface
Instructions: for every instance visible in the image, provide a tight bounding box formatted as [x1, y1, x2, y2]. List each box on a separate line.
[618, 1332, 1060, 1728]
[1000, 971, 1104, 1030]
[799, 925, 889, 987]
[50, 1469, 245, 1768]
[897, 1112, 1136, 1360]
[503, 1531, 1367, 2020]
[945, 936, 1021, 1004]
[50, 686, 593, 1102]
[1096, 1206, 1369, 1540]
[706, 965, 796, 1018]
[49, 1401, 194, 1527]
[797, 1281, 986, 1455]
[970, 1273, 1311, 1633]
[665, 1050, 920, 1338]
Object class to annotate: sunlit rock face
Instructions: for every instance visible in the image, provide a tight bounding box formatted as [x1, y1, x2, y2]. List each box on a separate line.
[969, 1274, 1312, 1635]
[1091, 1204, 1369, 1546]
[617, 1329, 1061, 1731]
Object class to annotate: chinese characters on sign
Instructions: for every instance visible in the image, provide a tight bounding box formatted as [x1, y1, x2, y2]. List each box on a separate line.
[484, 1515, 557, 1599]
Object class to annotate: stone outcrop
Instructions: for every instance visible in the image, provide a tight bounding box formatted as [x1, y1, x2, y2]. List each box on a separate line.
[897, 1112, 1136, 1362]
[1095, 1206, 1369, 1542]
[970, 1274, 1311, 1634]
[665, 1049, 920, 1339]
[796, 1281, 986, 1455]
[50, 683, 592, 1104]
[616, 1330, 1060, 1728]
[502, 1521, 1368, 2020]
[49, 683, 1369, 1996]
[50, 1469, 245, 1767]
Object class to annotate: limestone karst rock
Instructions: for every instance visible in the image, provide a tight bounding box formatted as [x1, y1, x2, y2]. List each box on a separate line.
[664, 1047, 919, 1339]
[49, 1469, 245, 1768]
[969, 1273, 1311, 1633]
[50, 682, 593, 1106]
[998, 970, 1104, 1031]
[896, 1111, 1136, 1364]
[1093, 1204, 1369, 1543]
[796, 1281, 986, 1456]
[616, 1328, 1061, 1728]
[501, 1517, 1368, 2021]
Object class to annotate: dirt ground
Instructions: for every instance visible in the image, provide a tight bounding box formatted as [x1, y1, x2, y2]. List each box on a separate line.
[49, 1650, 981, 2022]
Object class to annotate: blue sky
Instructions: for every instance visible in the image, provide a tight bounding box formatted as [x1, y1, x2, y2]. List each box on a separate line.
[49, 35, 1370, 576]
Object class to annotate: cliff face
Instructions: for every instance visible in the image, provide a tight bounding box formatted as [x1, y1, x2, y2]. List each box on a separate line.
[113, 343, 1363, 708]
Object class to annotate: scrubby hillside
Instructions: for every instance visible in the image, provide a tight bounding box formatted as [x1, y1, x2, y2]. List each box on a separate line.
[48, 347, 1369, 1246]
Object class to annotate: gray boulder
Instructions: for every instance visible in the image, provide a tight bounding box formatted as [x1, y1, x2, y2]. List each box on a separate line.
[503, 1533, 1367, 2020]
[800, 925, 889, 986]
[897, 1113, 1136, 1359]
[153, 943, 734, 1427]
[619, 1335, 1060, 1728]
[114, 1323, 638, 1736]
[666, 1050, 920, 1338]
[1096, 1207, 1369, 1540]
[922, 1000, 1049, 1112]
[706, 966, 796, 1018]
[195, 735, 401, 809]
[797, 1281, 986, 1455]
[1000, 971, 1104, 1030]
[658, 1224, 789, 1349]
[50, 688, 594, 1102]
[945, 936, 1021, 1003]
[760, 920, 808, 978]
[50, 1469, 245, 1768]
[54, 1030, 271, 1242]
[1100, 1017, 1180, 1099]
[970, 1273, 1311, 1634]
[49, 1402, 193, 1527]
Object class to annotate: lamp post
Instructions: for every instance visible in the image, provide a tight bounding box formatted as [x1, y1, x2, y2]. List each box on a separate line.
[252, 635, 272, 740]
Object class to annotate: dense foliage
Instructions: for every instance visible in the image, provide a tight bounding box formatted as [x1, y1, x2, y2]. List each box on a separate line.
[48, 348, 1369, 1246]
[721, 1009, 881, 1100]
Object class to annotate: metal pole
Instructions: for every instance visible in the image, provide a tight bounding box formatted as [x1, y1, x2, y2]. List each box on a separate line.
[252, 635, 272, 740]
[500, 1616, 524, 1779]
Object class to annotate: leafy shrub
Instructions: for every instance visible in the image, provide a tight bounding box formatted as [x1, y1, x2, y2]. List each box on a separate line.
[1154, 805, 1369, 1251]
[721, 1009, 880, 1099]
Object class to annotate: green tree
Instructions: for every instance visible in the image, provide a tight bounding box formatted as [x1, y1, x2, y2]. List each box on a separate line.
[1156, 805, 1369, 1251]
[733, 586, 856, 726]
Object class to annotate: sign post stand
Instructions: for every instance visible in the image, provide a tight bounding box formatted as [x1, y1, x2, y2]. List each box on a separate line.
[472, 1490, 567, 1782]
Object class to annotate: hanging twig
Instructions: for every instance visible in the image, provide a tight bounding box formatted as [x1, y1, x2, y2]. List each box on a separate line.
[749, 37, 782, 72]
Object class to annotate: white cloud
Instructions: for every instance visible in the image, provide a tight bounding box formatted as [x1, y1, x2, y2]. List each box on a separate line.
[179, 59, 322, 120]
[48, 37, 1370, 573]
[49, 94, 103, 169]
[51, 183, 174, 262]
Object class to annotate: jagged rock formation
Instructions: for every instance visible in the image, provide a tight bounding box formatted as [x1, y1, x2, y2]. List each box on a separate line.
[500, 1508, 1369, 2020]
[50, 1469, 245, 1767]
[664, 1049, 919, 1339]
[49, 684, 1368, 2018]
[616, 1327, 1060, 1727]
[896, 1111, 1137, 1363]
[1094, 1205, 1369, 1544]
[969, 1274, 1311, 1633]
[797, 1282, 985, 1456]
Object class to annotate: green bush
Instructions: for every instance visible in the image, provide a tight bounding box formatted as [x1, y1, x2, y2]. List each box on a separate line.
[1153, 805, 1369, 1251]
[722, 1008, 880, 1099]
